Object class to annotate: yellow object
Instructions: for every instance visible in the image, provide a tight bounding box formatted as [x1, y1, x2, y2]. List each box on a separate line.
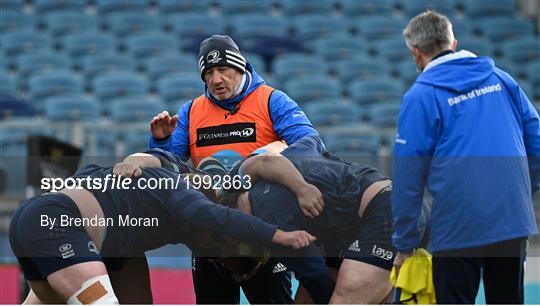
[390, 248, 436, 304]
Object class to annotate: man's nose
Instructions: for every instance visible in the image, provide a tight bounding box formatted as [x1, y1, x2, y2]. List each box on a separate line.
[209, 72, 223, 84]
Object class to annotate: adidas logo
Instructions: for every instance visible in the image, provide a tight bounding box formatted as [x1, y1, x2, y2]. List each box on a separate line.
[348, 240, 361, 252]
[272, 262, 287, 273]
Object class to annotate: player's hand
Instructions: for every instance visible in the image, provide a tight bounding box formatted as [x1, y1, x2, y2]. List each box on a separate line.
[271, 229, 316, 249]
[393, 251, 412, 277]
[113, 162, 142, 178]
[296, 183, 325, 218]
[150, 111, 178, 140]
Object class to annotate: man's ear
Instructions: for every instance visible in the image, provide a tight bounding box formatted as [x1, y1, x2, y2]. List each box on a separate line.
[411, 47, 421, 61]
[451, 39, 458, 52]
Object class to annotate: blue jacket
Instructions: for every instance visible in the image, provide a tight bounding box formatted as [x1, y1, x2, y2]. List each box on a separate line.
[149, 64, 321, 159]
[392, 51, 539, 252]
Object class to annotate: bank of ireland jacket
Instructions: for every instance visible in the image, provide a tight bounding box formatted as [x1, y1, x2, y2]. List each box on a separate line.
[392, 50, 539, 253]
[148, 63, 322, 159]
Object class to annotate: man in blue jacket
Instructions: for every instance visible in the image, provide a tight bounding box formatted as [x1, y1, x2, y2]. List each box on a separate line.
[391, 11, 539, 304]
[147, 35, 323, 304]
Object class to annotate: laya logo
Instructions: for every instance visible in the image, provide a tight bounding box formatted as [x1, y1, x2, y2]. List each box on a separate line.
[59, 243, 75, 259]
[371, 245, 393, 261]
[197, 123, 256, 147]
[206, 50, 222, 64]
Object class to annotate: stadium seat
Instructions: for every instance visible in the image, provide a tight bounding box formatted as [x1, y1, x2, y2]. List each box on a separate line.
[1, 94, 35, 119]
[144, 53, 198, 82]
[526, 62, 540, 88]
[219, 0, 274, 15]
[34, 0, 86, 13]
[393, 60, 419, 88]
[157, 73, 202, 103]
[476, 17, 535, 42]
[373, 39, 410, 62]
[44, 95, 101, 121]
[500, 38, 540, 64]
[354, 17, 407, 41]
[93, 72, 149, 103]
[0, 71, 17, 96]
[156, 0, 213, 14]
[241, 36, 304, 65]
[125, 33, 180, 60]
[285, 77, 342, 103]
[106, 12, 160, 37]
[110, 96, 165, 122]
[464, 0, 516, 18]
[349, 79, 403, 105]
[312, 36, 367, 62]
[281, 0, 335, 16]
[369, 102, 401, 128]
[163, 13, 226, 40]
[243, 52, 266, 73]
[230, 14, 289, 40]
[273, 54, 328, 84]
[457, 35, 493, 57]
[452, 20, 474, 38]
[0, 0, 24, 11]
[336, 58, 391, 84]
[291, 15, 350, 42]
[304, 102, 361, 127]
[82, 54, 137, 81]
[0, 31, 51, 58]
[341, 1, 394, 17]
[0, 11, 34, 33]
[96, 0, 148, 15]
[400, 0, 457, 17]
[28, 69, 84, 102]
[124, 130, 152, 154]
[17, 52, 71, 79]
[322, 128, 380, 159]
[62, 32, 116, 63]
[44, 11, 98, 37]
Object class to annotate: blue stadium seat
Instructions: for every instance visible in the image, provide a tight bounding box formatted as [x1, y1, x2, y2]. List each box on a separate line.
[106, 12, 160, 37]
[400, 0, 457, 17]
[349, 79, 403, 105]
[374, 39, 410, 62]
[0, 71, 17, 96]
[93, 72, 149, 102]
[0, 0, 24, 11]
[0, 31, 51, 58]
[62, 32, 116, 62]
[457, 35, 493, 57]
[501, 38, 540, 64]
[219, 0, 274, 15]
[281, 0, 334, 16]
[241, 36, 304, 65]
[244, 52, 266, 73]
[110, 96, 165, 122]
[125, 33, 180, 60]
[17, 52, 71, 79]
[464, 0, 516, 18]
[285, 77, 342, 103]
[312, 36, 367, 62]
[157, 73, 202, 103]
[369, 102, 401, 128]
[476, 17, 534, 42]
[526, 62, 540, 88]
[393, 61, 419, 88]
[0, 11, 34, 33]
[341, 1, 394, 17]
[82, 54, 137, 81]
[144, 53, 198, 82]
[304, 102, 361, 127]
[45, 95, 101, 121]
[354, 17, 407, 41]
[163, 13, 227, 41]
[34, 0, 86, 13]
[230, 14, 289, 40]
[28, 69, 84, 102]
[452, 20, 474, 38]
[272, 54, 328, 84]
[44, 11, 98, 37]
[0, 94, 35, 119]
[335, 57, 390, 84]
[124, 130, 151, 154]
[292, 15, 350, 41]
[323, 128, 380, 158]
[156, 0, 213, 14]
[96, 0, 148, 15]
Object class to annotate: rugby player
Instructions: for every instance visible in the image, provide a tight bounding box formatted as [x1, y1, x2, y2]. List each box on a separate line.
[8, 150, 315, 304]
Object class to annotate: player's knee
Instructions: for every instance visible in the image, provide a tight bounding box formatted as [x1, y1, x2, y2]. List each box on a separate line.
[67, 274, 119, 304]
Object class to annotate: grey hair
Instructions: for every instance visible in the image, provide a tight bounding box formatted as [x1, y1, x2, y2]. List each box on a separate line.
[403, 10, 454, 56]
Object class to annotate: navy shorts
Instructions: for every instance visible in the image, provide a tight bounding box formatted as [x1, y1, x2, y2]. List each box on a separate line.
[9, 193, 102, 281]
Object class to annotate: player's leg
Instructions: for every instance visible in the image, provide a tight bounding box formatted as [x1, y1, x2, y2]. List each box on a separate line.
[294, 264, 339, 304]
[192, 256, 240, 304]
[108, 256, 153, 304]
[241, 258, 293, 304]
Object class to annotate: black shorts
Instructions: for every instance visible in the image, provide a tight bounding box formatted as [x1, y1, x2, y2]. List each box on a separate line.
[9, 193, 102, 281]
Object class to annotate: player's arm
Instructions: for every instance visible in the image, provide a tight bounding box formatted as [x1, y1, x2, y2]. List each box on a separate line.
[113, 148, 195, 177]
[240, 153, 325, 218]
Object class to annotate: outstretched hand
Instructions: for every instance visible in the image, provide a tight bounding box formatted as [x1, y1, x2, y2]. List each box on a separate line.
[150, 111, 178, 140]
[271, 229, 316, 249]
